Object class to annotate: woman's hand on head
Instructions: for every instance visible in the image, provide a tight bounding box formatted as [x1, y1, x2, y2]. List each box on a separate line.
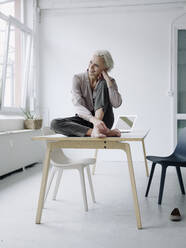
[101, 70, 113, 87]
[101, 70, 109, 80]
[97, 73, 104, 81]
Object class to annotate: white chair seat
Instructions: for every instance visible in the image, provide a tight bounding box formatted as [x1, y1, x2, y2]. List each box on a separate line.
[53, 158, 96, 168]
[43, 127, 96, 212]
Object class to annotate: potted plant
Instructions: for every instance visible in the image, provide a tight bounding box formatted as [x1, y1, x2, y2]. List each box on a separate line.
[21, 109, 43, 129]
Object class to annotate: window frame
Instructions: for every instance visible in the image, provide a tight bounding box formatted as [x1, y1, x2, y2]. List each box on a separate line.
[0, 11, 9, 109]
[0, 11, 33, 113]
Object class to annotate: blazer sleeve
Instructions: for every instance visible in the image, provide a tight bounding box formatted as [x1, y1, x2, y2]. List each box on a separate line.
[71, 75, 93, 121]
[108, 79, 122, 108]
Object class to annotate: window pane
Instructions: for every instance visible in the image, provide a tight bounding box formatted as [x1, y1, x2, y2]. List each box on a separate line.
[177, 30, 186, 113]
[0, 2, 14, 16]
[177, 120, 186, 140]
[0, 17, 8, 106]
[0, 1, 15, 107]
[4, 25, 27, 108]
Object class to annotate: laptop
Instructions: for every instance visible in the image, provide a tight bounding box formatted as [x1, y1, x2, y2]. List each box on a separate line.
[113, 115, 137, 133]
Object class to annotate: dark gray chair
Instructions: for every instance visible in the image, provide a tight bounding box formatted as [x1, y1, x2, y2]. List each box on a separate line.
[145, 127, 186, 204]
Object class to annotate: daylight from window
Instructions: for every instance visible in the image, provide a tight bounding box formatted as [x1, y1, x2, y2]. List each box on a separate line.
[0, 0, 32, 111]
[0, 2, 15, 107]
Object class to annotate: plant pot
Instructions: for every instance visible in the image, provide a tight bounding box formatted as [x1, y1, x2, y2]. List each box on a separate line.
[24, 119, 43, 129]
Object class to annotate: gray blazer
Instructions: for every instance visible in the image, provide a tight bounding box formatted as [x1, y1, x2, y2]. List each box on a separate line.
[71, 71, 122, 121]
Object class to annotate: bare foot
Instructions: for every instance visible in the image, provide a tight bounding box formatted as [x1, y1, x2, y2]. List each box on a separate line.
[91, 127, 106, 138]
[106, 128, 121, 137]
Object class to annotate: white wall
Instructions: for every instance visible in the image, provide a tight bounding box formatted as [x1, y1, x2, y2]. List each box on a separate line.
[38, 4, 185, 161]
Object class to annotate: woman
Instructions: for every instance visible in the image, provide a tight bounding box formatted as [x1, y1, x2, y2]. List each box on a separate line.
[51, 50, 122, 137]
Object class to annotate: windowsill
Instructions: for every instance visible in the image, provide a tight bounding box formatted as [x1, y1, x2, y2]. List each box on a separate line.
[0, 115, 24, 119]
[0, 129, 41, 135]
[0, 115, 24, 132]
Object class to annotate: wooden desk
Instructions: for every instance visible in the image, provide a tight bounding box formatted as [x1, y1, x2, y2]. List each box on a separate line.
[33, 130, 149, 229]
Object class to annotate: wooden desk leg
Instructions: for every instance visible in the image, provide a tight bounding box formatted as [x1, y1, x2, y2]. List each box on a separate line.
[125, 144, 142, 229]
[36, 144, 51, 224]
[142, 139, 149, 177]
[92, 149, 98, 175]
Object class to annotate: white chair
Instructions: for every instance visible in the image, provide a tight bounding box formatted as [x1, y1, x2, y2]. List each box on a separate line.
[43, 127, 96, 211]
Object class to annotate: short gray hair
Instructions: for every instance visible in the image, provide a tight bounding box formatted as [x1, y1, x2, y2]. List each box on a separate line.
[93, 50, 114, 72]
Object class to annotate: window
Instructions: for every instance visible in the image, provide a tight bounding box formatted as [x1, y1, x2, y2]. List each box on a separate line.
[0, 1, 15, 17]
[0, 0, 33, 112]
[171, 13, 186, 146]
[177, 30, 186, 136]
[0, 12, 8, 107]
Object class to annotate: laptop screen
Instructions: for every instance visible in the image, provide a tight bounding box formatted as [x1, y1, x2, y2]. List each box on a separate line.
[114, 115, 137, 132]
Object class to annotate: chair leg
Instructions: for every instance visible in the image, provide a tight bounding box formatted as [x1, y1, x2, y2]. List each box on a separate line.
[145, 162, 156, 197]
[45, 167, 57, 202]
[158, 166, 167, 205]
[53, 168, 63, 200]
[176, 167, 185, 195]
[86, 165, 96, 203]
[78, 167, 88, 212]
[92, 149, 98, 175]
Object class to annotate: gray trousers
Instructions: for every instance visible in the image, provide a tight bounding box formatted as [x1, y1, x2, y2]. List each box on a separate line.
[51, 80, 114, 137]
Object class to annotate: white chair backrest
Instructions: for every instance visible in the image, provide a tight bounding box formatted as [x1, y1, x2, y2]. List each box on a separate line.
[42, 127, 71, 164]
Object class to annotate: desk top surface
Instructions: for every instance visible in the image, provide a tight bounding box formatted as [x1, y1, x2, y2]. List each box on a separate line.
[32, 129, 150, 142]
